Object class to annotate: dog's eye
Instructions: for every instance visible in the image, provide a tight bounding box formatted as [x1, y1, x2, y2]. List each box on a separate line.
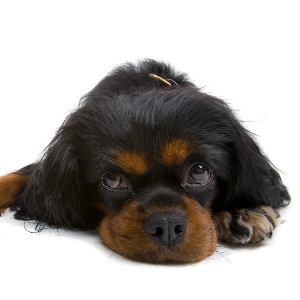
[102, 172, 128, 190]
[186, 164, 211, 185]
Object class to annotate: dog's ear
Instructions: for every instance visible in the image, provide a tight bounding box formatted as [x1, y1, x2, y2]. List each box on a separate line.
[11, 117, 93, 229]
[213, 114, 290, 212]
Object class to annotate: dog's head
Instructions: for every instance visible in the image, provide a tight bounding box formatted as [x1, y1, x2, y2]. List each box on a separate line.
[11, 60, 289, 263]
[88, 88, 223, 263]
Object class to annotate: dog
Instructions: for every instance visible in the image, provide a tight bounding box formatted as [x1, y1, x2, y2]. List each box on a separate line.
[0, 59, 290, 263]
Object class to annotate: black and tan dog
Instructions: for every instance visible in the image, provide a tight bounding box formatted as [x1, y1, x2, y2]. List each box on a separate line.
[0, 60, 290, 263]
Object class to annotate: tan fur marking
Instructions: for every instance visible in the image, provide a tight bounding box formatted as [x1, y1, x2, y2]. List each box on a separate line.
[213, 211, 240, 243]
[0, 174, 29, 213]
[99, 196, 217, 263]
[0, 207, 7, 214]
[160, 139, 195, 166]
[114, 152, 149, 175]
[213, 206, 281, 244]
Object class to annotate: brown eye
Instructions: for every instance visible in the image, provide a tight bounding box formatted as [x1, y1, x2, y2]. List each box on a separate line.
[102, 172, 128, 190]
[186, 164, 211, 185]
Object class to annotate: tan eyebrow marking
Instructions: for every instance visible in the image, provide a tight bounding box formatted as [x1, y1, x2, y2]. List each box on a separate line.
[114, 152, 150, 175]
[160, 139, 195, 166]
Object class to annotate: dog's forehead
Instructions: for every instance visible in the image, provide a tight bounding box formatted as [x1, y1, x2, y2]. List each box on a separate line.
[111, 139, 196, 175]
[91, 89, 220, 174]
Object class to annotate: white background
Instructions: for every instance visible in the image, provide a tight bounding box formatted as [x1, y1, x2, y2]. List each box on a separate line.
[0, 1, 299, 299]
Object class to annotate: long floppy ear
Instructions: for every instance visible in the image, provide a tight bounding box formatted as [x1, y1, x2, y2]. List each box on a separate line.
[10, 116, 93, 230]
[211, 111, 291, 244]
[213, 112, 290, 212]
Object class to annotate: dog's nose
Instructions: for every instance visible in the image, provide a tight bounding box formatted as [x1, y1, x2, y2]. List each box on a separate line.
[144, 211, 188, 248]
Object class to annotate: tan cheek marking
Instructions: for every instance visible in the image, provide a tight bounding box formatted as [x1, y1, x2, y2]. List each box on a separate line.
[160, 139, 195, 166]
[179, 197, 217, 261]
[0, 174, 29, 212]
[99, 199, 144, 260]
[114, 152, 149, 175]
[99, 196, 217, 263]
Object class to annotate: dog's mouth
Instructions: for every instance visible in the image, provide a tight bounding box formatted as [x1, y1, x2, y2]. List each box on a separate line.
[98, 197, 217, 264]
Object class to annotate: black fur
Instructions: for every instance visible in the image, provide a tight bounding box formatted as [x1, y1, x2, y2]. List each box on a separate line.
[10, 59, 290, 231]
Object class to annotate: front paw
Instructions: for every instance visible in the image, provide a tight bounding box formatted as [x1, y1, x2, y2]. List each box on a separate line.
[213, 206, 281, 244]
[0, 174, 29, 216]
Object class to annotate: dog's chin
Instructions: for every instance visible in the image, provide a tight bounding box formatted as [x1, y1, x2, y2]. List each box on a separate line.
[99, 198, 217, 264]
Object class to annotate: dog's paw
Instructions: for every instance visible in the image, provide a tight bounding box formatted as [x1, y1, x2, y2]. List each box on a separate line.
[213, 206, 281, 244]
[0, 174, 29, 216]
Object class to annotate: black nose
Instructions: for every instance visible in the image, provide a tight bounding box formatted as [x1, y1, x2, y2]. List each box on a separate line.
[144, 211, 188, 248]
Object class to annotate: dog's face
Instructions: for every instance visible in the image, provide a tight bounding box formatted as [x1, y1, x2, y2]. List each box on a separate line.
[73, 88, 238, 263]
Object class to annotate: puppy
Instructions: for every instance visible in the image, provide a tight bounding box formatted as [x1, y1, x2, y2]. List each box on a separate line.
[0, 60, 290, 263]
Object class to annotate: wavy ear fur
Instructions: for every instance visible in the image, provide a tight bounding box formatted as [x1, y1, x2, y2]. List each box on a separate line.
[212, 108, 290, 212]
[10, 113, 95, 230]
